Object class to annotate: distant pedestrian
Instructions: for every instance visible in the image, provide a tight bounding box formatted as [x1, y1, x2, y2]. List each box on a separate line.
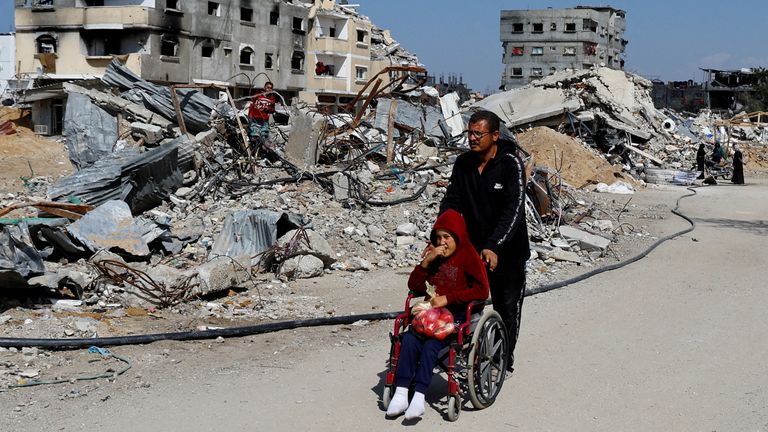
[711, 142, 725, 165]
[696, 143, 706, 179]
[732, 144, 745, 184]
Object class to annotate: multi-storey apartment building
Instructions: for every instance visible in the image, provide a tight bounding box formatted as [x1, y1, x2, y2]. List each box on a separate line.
[500, 6, 627, 90]
[13, 0, 418, 133]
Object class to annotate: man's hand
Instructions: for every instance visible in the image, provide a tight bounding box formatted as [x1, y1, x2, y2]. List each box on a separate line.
[481, 249, 498, 271]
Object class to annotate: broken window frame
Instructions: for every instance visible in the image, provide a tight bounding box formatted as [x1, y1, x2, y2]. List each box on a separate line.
[563, 46, 576, 56]
[36, 34, 57, 54]
[582, 18, 598, 32]
[511, 23, 523, 33]
[355, 65, 367, 82]
[264, 52, 274, 70]
[356, 29, 368, 46]
[292, 17, 305, 34]
[564, 22, 576, 33]
[531, 47, 544, 56]
[239, 46, 254, 65]
[269, 9, 279, 25]
[531, 67, 543, 77]
[511, 67, 523, 77]
[550, 22, 557, 31]
[240, 7, 253, 23]
[511, 46, 524, 56]
[201, 40, 214, 58]
[207, 1, 220, 17]
[532, 23, 543, 33]
[291, 51, 305, 73]
[165, 0, 179, 11]
[160, 36, 179, 57]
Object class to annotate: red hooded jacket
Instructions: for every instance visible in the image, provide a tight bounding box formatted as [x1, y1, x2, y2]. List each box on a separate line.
[407, 209, 490, 306]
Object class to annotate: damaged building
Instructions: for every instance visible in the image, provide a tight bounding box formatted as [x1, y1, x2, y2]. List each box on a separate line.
[500, 6, 627, 90]
[13, 0, 419, 133]
[701, 68, 762, 111]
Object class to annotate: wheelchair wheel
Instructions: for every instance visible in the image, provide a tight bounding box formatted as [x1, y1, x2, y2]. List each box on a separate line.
[447, 394, 461, 422]
[467, 310, 508, 409]
[382, 385, 393, 409]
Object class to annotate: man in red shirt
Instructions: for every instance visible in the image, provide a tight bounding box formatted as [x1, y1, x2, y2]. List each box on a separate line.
[248, 81, 276, 143]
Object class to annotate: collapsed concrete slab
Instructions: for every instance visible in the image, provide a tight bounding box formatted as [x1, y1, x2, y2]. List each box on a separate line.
[286, 106, 326, 166]
[557, 225, 610, 251]
[472, 86, 583, 128]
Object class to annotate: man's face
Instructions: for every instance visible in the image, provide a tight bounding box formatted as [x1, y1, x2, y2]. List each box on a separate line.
[264, 84, 273, 92]
[467, 120, 499, 154]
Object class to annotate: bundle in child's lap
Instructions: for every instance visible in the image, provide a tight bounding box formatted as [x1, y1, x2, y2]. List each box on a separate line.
[411, 302, 455, 340]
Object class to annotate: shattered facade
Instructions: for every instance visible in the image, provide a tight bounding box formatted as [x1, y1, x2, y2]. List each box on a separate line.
[13, 0, 419, 131]
[701, 68, 761, 111]
[500, 6, 627, 90]
[0, 33, 14, 98]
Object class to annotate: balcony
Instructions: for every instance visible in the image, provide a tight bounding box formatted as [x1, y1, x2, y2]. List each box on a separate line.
[16, 6, 151, 30]
[311, 37, 349, 53]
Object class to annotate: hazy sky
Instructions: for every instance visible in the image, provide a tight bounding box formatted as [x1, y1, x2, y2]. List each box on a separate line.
[3, 1, 767, 93]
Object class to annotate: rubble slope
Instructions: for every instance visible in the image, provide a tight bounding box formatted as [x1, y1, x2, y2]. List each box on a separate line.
[517, 127, 630, 188]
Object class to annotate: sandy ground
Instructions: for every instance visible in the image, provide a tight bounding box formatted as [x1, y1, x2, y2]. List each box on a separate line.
[2, 177, 767, 431]
[0, 107, 73, 194]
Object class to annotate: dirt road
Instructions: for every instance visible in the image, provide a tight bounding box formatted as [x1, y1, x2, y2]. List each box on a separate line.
[2, 180, 767, 431]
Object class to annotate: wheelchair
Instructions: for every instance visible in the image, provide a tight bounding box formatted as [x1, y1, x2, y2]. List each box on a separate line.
[382, 293, 509, 421]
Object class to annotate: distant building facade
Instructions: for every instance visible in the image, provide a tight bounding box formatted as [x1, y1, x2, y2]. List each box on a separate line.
[13, 0, 419, 133]
[0, 33, 14, 97]
[500, 6, 627, 90]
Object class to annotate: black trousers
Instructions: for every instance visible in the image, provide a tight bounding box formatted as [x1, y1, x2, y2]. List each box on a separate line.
[488, 263, 526, 365]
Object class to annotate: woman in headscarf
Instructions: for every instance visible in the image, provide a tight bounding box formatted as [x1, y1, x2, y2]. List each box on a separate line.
[732, 144, 745, 185]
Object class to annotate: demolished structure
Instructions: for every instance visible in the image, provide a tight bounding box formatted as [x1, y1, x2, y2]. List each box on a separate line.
[12, 0, 419, 134]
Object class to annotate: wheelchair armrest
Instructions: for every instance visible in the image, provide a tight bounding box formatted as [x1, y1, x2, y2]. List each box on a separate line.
[465, 300, 486, 317]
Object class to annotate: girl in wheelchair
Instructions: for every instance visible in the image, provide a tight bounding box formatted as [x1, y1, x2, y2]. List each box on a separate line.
[386, 209, 489, 420]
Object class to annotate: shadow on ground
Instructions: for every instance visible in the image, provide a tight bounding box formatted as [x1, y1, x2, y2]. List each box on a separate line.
[693, 218, 768, 236]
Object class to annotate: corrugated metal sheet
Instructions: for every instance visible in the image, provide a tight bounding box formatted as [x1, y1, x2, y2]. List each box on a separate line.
[102, 59, 215, 134]
[48, 143, 182, 214]
[0, 224, 45, 288]
[210, 210, 301, 259]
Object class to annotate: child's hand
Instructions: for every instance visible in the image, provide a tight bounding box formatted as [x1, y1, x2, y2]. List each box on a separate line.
[429, 295, 448, 308]
[420, 244, 447, 267]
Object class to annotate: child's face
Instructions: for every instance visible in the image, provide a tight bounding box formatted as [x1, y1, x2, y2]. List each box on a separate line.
[434, 229, 457, 257]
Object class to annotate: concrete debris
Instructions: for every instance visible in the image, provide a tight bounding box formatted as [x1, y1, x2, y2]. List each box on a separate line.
[557, 226, 611, 251]
[278, 255, 325, 280]
[0, 52, 685, 322]
[595, 181, 635, 194]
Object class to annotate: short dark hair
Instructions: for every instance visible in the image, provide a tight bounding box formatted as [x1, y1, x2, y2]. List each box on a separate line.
[265, 81, 274, 88]
[468, 110, 500, 133]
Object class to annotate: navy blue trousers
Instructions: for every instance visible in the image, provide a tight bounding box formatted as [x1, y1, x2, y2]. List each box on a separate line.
[395, 331, 448, 394]
[394, 309, 465, 394]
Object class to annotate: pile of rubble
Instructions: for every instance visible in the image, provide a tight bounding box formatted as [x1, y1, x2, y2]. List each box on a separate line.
[0, 60, 664, 321]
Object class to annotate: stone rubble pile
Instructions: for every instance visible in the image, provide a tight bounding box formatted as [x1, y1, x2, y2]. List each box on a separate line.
[1, 61, 666, 324]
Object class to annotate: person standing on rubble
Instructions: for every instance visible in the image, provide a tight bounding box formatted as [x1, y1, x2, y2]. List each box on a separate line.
[248, 82, 276, 144]
[438, 110, 530, 373]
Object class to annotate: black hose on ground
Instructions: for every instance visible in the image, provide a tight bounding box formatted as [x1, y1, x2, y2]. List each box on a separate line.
[0, 188, 697, 349]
